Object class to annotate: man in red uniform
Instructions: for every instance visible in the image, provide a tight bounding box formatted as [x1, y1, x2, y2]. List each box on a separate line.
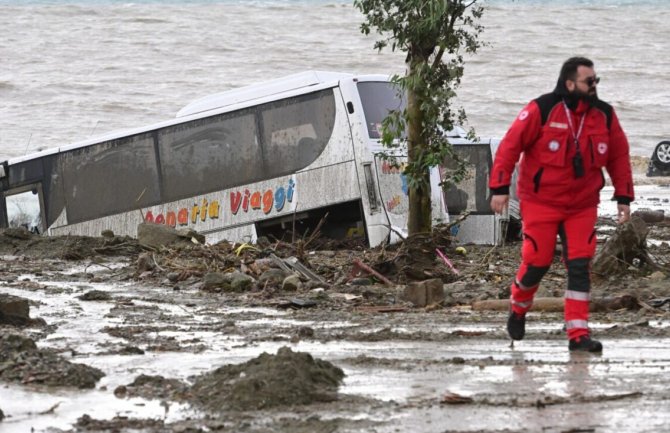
[489, 57, 634, 352]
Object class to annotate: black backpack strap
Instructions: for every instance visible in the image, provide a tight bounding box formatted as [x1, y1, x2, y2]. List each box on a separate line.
[534, 92, 613, 130]
[533, 92, 562, 126]
[591, 99, 613, 130]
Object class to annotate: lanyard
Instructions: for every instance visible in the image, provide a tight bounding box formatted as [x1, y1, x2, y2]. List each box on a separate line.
[562, 101, 586, 152]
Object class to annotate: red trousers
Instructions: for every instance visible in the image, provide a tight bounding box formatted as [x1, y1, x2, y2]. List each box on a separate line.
[510, 200, 598, 340]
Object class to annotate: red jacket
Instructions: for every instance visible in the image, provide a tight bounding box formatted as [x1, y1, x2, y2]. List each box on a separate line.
[489, 93, 634, 209]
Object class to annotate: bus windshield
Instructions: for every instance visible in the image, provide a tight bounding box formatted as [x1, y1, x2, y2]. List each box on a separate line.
[357, 81, 406, 139]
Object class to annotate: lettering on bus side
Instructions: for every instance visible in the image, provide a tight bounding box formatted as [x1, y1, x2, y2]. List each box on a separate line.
[386, 195, 402, 212]
[143, 179, 295, 228]
[378, 159, 409, 214]
[380, 161, 407, 174]
[230, 179, 295, 215]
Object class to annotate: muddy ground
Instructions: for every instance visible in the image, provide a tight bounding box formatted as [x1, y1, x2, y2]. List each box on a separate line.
[1, 179, 670, 432]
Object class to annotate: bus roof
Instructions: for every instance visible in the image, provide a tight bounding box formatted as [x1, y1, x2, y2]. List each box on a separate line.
[176, 71, 355, 118]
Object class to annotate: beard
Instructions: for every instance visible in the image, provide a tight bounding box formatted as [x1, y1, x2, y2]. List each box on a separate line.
[567, 87, 599, 107]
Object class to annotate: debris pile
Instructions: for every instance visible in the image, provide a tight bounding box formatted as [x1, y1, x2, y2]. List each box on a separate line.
[0, 333, 105, 388]
[0, 227, 141, 259]
[190, 346, 345, 411]
[114, 374, 191, 401]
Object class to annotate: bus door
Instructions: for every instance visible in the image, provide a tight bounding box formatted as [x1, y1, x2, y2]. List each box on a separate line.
[340, 78, 401, 246]
[2, 183, 46, 234]
[369, 154, 448, 244]
[373, 154, 410, 242]
[347, 78, 448, 245]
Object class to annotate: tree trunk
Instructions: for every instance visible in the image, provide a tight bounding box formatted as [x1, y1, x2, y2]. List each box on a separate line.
[406, 58, 432, 235]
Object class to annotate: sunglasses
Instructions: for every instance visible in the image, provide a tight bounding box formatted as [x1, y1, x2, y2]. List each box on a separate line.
[577, 76, 600, 87]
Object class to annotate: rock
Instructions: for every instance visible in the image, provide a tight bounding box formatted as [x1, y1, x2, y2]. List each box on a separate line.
[228, 272, 255, 292]
[78, 290, 112, 301]
[259, 269, 288, 287]
[203, 271, 254, 292]
[178, 228, 206, 245]
[136, 252, 155, 273]
[114, 385, 127, 397]
[349, 277, 372, 286]
[202, 272, 230, 292]
[649, 271, 667, 281]
[296, 326, 315, 338]
[443, 281, 468, 295]
[304, 280, 328, 290]
[282, 274, 302, 291]
[0, 294, 31, 326]
[137, 223, 205, 250]
[401, 278, 445, 307]
[280, 298, 318, 309]
[251, 258, 276, 274]
[122, 374, 191, 401]
[119, 346, 145, 355]
[0, 334, 37, 359]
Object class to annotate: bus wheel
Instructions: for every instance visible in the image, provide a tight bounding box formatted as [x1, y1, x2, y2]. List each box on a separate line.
[652, 140, 670, 170]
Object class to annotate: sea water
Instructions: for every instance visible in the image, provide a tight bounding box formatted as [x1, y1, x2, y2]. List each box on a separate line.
[1, 0, 668, 160]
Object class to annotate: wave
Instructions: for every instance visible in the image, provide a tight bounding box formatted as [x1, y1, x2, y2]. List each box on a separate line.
[122, 17, 170, 23]
[0, 81, 16, 91]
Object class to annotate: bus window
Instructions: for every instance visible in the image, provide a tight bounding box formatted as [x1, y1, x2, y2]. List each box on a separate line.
[158, 110, 260, 202]
[60, 133, 160, 223]
[357, 82, 406, 139]
[261, 89, 335, 177]
[5, 189, 42, 233]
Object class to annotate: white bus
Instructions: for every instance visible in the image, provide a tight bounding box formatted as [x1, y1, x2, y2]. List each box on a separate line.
[0, 71, 514, 246]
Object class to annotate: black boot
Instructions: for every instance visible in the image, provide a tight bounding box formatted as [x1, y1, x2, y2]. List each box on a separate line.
[569, 335, 603, 352]
[507, 311, 526, 341]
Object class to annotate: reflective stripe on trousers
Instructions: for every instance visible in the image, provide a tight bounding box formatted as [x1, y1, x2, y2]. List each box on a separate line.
[565, 290, 590, 301]
[566, 319, 589, 330]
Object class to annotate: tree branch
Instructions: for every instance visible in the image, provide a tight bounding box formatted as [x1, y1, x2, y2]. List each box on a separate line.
[431, 46, 446, 69]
